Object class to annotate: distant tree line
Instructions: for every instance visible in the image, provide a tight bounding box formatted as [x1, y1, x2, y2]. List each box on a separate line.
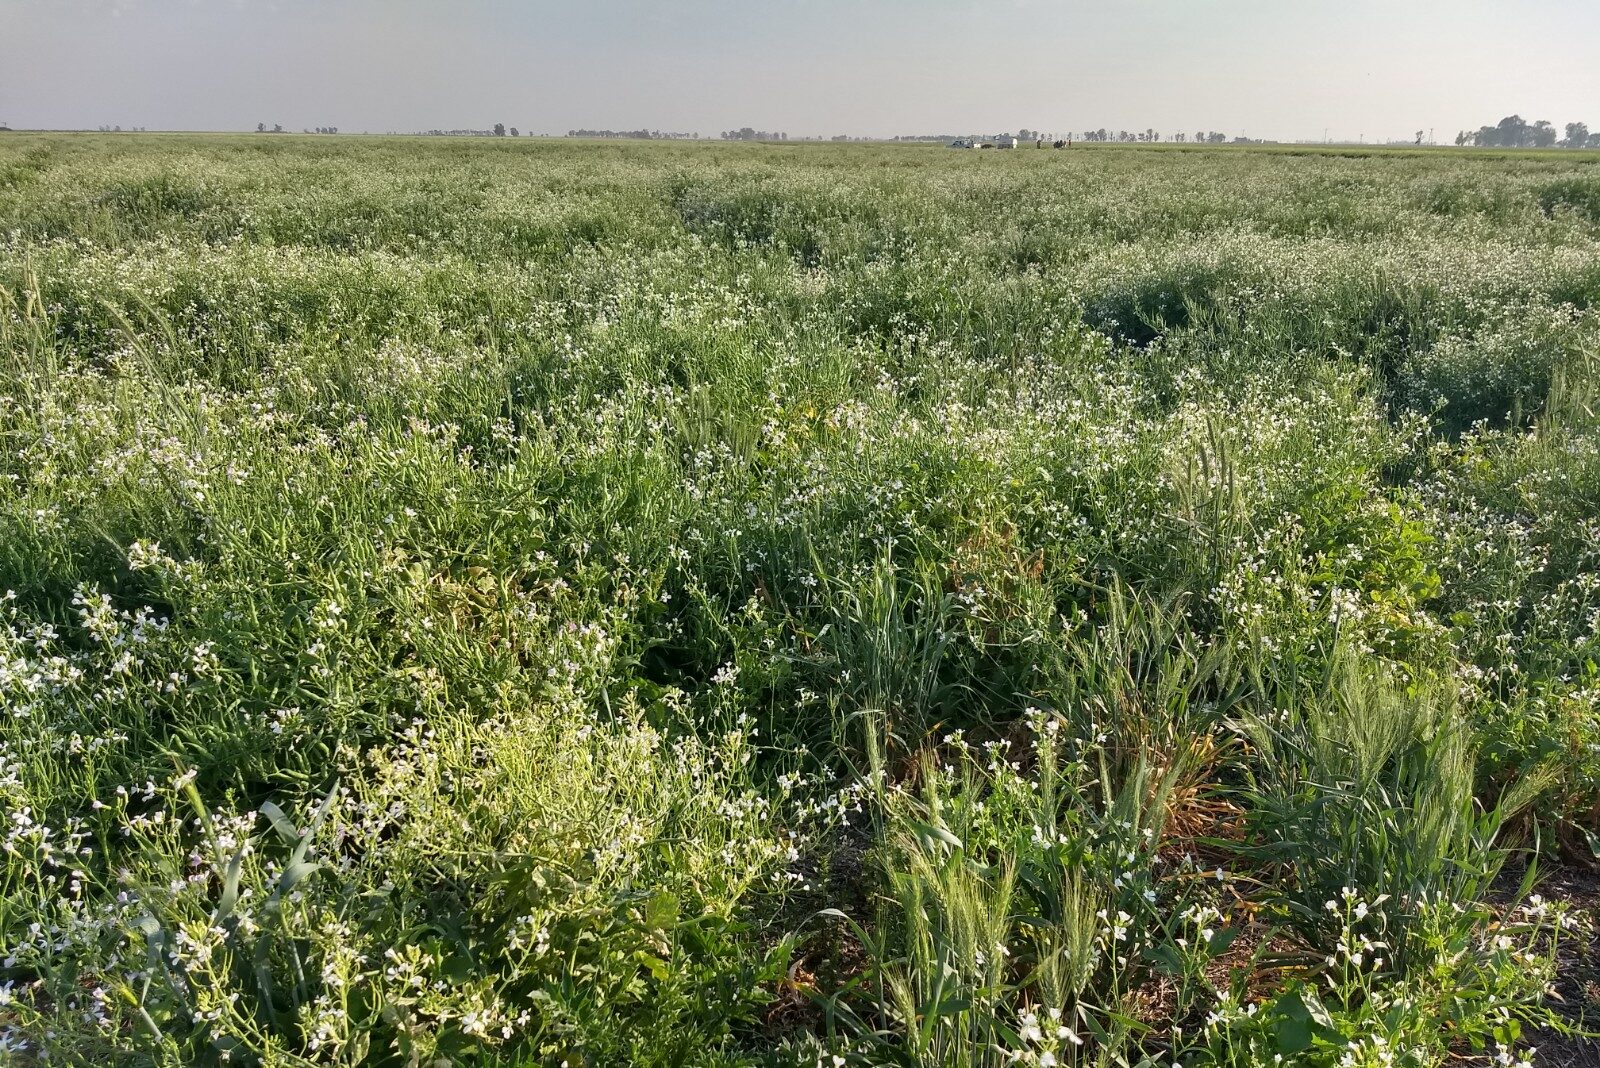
[1082, 129, 1163, 143]
[418, 126, 519, 137]
[254, 124, 344, 135]
[1456, 116, 1598, 148]
[96, 125, 148, 132]
[225, 116, 1597, 149]
[568, 129, 699, 139]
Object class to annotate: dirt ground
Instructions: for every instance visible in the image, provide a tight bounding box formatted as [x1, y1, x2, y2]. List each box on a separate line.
[1524, 863, 1600, 1066]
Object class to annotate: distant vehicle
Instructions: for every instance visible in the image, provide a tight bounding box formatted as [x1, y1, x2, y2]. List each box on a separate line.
[995, 135, 1018, 149]
[948, 139, 971, 149]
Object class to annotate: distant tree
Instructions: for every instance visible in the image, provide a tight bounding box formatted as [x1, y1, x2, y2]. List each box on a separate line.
[509, 127, 519, 137]
[1195, 130, 1204, 144]
[272, 123, 283, 133]
[1455, 130, 1469, 146]
[1561, 122, 1589, 148]
[1482, 115, 1529, 147]
[1495, 115, 1529, 146]
[493, 123, 506, 136]
[1462, 115, 1561, 148]
[257, 122, 266, 133]
[1415, 130, 1424, 146]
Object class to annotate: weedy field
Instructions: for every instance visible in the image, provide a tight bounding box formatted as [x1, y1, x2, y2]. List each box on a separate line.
[1, 133, 1598, 1067]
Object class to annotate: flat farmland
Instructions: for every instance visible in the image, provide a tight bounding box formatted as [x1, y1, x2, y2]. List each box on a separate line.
[1, 134, 1598, 1067]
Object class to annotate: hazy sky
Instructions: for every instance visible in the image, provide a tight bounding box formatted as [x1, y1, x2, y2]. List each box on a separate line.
[3, 0, 1597, 142]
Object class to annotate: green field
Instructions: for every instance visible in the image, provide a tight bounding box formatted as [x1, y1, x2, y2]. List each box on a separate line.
[2, 134, 1598, 1066]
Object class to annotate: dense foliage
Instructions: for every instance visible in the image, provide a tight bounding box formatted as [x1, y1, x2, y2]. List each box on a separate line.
[1, 135, 1597, 1067]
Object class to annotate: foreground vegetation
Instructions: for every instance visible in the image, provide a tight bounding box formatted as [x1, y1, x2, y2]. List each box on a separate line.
[1, 134, 1597, 1066]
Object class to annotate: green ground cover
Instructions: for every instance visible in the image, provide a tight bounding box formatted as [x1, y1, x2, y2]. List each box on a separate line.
[1, 134, 1597, 1066]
